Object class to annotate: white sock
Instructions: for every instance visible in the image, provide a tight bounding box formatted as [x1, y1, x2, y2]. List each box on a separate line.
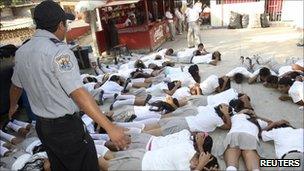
[113, 99, 135, 108]
[116, 94, 135, 100]
[0, 146, 9, 156]
[0, 130, 16, 142]
[12, 120, 30, 128]
[226, 166, 237, 171]
[94, 140, 106, 146]
[103, 93, 115, 99]
[7, 122, 22, 132]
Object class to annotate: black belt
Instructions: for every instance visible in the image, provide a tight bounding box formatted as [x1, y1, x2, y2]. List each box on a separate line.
[281, 150, 302, 159]
[37, 112, 80, 123]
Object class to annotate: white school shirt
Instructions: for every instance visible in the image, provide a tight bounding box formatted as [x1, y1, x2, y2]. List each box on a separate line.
[288, 81, 304, 103]
[167, 72, 196, 87]
[185, 7, 200, 22]
[83, 82, 96, 92]
[200, 75, 219, 95]
[278, 66, 293, 77]
[134, 106, 161, 120]
[146, 82, 168, 97]
[165, 11, 174, 23]
[95, 145, 109, 158]
[226, 67, 254, 78]
[100, 81, 123, 94]
[150, 129, 192, 151]
[177, 48, 196, 59]
[207, 88, 238, 106]
[185, 106, 224, 132]
[261, 127, 304, 159]
[172, 87, 191, 100]
[228, 114, 268, 140]
[141, 142, 196, 170]
[191, 53, 213, 64]
[165, 66, 183, 75]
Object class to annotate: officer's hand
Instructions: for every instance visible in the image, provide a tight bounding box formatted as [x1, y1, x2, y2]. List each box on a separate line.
[8, 104, 18, 120]
[107, 126, 130, 150]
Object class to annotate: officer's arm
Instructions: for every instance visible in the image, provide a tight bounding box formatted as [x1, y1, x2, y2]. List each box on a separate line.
[8, 84, 23, 119]
[70, 87, 129, 149]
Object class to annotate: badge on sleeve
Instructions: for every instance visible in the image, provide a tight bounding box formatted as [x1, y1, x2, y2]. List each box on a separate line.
[55, 54, 74, 72]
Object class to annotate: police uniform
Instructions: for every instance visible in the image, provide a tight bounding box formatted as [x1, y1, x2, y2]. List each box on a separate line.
[11, 1, 99, 170]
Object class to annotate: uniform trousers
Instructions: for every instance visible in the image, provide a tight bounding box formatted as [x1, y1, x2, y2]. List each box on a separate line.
[36, 113, 99, 171]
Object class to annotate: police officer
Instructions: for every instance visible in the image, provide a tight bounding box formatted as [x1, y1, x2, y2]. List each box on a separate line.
[8, 1, 129, 170]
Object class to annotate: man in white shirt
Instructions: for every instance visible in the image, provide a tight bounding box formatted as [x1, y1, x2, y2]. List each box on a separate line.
[165, 7, 175, 41]
[174, 7, 184, 34]
[261, 120, 304, 170]
[185, 3, 202, 48]
[277, 77, 304, 106]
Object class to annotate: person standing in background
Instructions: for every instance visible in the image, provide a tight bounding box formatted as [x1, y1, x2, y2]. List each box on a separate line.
[175, 7, 185, 35]
[185, 3, 202, 48]
[165, 7, 175, 41]
[152, 0, 159, 21]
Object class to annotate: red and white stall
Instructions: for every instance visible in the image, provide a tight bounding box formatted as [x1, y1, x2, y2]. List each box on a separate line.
[95, 0, 176, 53]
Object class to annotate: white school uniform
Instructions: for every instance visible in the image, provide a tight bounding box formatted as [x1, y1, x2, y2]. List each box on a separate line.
[141, 142, 196, 170]
[262, 127, 304, 158]
[185, 106, 224, 132]
[191, 53, 213, 64]
[100, 81, 123, 94]
[207, 88, 238, 106]
[200, 75, 219, 95]
[288, 81, 304, 103]
[172, 87, 191, 100]
[83, 82, 96, 92]
[228, 114, 268, 140]
[226, 67, 254, 78]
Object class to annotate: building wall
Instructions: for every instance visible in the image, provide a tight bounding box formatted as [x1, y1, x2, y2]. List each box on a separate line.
[210, 0, 265, 27]
[281, 0, 303, 29]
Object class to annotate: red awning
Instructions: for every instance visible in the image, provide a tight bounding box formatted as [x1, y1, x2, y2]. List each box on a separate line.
[102, 0, 141, 7]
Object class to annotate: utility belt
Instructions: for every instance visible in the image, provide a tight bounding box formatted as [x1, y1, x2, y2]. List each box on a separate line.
[37, 112, 81, 124]
[281, 150, 303, 159]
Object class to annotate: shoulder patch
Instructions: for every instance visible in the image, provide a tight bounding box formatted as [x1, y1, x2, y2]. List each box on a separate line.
[49, 38, 62, 44]
[55, 54, 74, 72]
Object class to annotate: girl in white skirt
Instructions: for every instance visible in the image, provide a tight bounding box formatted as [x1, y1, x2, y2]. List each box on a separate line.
[219, 109, 273, 171]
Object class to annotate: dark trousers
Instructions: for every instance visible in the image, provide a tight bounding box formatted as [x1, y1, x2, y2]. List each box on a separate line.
[36, 114, 99, 171]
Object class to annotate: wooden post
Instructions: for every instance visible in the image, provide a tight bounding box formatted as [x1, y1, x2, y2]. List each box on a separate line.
[144, 0, 150, 24]
[90, 9, 100, 57]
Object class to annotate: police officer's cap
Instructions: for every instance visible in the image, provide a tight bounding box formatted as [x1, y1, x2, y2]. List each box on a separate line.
[34, 0, 75, 31]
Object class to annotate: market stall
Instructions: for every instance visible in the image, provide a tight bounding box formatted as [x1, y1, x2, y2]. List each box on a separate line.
[95, 0, 176, 53]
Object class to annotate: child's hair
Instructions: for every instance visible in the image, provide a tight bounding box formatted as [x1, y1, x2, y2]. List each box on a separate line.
[212, 51, 221, 61]
[234, 73, 244, 84]
[203, 155, 219, 171]
[188, 64, 201, 83]
[218, 77, 231, 91]
[149, 99, 179, 114]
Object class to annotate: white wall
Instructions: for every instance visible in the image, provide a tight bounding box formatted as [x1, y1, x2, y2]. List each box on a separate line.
[210, 1, 265, 27]
[281, 0, 304, 29]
